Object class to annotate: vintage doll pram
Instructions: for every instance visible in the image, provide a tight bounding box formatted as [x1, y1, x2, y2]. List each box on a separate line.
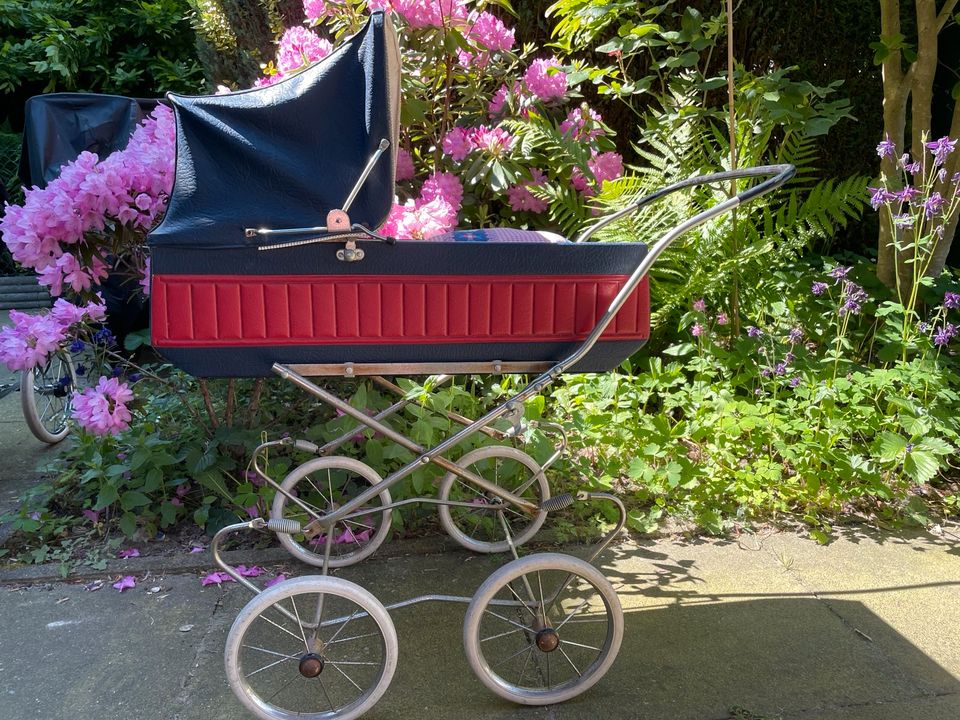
[147, 11, 794, 720]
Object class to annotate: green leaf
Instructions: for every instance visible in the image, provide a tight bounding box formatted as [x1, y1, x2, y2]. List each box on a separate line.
[143, 467, 163, 493]
[123, 329, 151, 351]
[664, 342, 694, 356]
[94, 484, 119, 510]
[903, 450, 939, 484]
[877, 432, 907, 461]
[120, 491, 151, 510]
[118, 512, 138, 536]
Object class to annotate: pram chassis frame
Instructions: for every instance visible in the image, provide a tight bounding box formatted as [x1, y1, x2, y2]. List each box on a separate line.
[212, 165, 795, 719]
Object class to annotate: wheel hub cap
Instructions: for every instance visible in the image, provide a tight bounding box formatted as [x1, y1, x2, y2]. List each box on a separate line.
[535, 628, 560, 653]
[298, 653, 325, 677]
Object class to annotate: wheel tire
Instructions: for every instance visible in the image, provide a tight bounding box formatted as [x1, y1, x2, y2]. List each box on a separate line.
[271, 457, 392, 568]
[463, 552, 623, 705]
[438, 446, 549, 554]
[21, 351, 76, 444]
[225, 575, 398, 720]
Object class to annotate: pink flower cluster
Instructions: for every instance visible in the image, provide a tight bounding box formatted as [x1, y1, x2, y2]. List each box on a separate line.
[0, 106, 174, 296]
[392, 0, 468, 28]
[523, 57, 568, 101]
[457, 11, 515, 68]
[381, 171, 462, 239]
[572, 151, 624, 196]
[560, 106, 605, 142]
[0, 297, 106, 371]
[441, 125, 515, 162]
[507, 169, 549, 214]
[277, 26, 333, 76]
[72, 376, 135, 436]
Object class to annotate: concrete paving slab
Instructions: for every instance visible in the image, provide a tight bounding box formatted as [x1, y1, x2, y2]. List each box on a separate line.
[760, 529, 960, 698]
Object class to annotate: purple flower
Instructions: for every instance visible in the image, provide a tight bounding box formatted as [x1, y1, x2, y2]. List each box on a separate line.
[264, 574, 287, 589]
[789, 376, 801, 388]
[82, 509, 100, 523]
[692, 298, 706, 312]
[893, 186, 921, 204]
[113, 576, 136, 592]
[716, 312, 729, 325]
[944, 292, 960, 309]
[893, 213, 915, 228]
[761, 367, 771, 377]
[785, 351, 796, 363]
[840, 281, 869, 316]
[918, 322, 929, 333]
[747, 326, 762, 338]
[68, 339, 85, 353]
[774, 362, 787, 376]
[876, 135, 896, 159]
[811, 281, 828, 296]
[934, 323, 957, 346]
[691, 323, 705, 337]
[828, 266, 851, 282]
[189, 545, 205, 554]
[118, 548, 140, 559]
[926, 136, 956, 167]
[923, 192, 944, 218]
[905, 443, 914, 453]
[788, 328, 803, 344]
[868, 187, 891, 210]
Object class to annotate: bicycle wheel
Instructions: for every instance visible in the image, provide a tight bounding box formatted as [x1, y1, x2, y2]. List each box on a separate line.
[225, 575, 398, 720]
[271, 457, 392, 568]
[438, 446, 549, 554]
[463, 552, 623, 706]
[20, 351, 76, 444]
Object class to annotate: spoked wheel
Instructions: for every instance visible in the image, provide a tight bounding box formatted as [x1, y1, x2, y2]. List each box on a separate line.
[438, 446, 549, 554]
[20, 351, 76, 444]
[271, 457, 392, 568]
[463, 552, 623, 706]
[225, 575, 398, 720]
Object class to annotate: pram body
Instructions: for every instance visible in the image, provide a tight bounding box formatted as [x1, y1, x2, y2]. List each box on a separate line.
[145, 11, 794, 720]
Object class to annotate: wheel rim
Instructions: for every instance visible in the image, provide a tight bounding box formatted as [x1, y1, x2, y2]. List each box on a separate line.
[439, 446, 548, 553]
[272, 458, 392, 568]
[226, 577, 397, 720]
[22, 352, 75, 442]
[464, 554, 622, 705]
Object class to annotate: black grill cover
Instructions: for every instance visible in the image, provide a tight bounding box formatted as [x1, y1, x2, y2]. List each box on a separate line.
[149, 11, 399, 250]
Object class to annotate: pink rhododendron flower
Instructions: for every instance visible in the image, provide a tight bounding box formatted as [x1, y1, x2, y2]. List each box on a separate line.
[588, 151, 623, 185]
[113, 576, 136, 592]
[264, 574, 287, 588]
[303, 0, 342, 21]
[469, 125, 514, 156]
[394, 197, 457, 239]
[523, 57, 567, 101]
[468, 11, 514, 52]
[0, 106, 174, 294]
[201, 571, 236, 586]
[82, 509, 101, 523]
[421, 172, 463, 209]
[507, 169, 549, 213]
[395, 148, 415, 181]
[71, 376, 134, 436]
[276, 26, 333, 75]
[189, 545, 205, 554]
[441, 127, 473, 161]
[393, 0, 468, 28]
[0, 311, 68, 371]
[118, 548, 140, 559]
[560, 106, 605, 141]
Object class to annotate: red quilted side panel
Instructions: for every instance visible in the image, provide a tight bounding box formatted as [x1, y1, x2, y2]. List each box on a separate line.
[151, 274, 649, 347]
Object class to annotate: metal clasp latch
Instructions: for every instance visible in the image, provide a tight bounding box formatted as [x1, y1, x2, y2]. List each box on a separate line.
[337, 240, 364, 263]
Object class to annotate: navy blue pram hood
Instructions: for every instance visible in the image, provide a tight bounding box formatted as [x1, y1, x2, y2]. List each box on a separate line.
[149, 11, 400, 250]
